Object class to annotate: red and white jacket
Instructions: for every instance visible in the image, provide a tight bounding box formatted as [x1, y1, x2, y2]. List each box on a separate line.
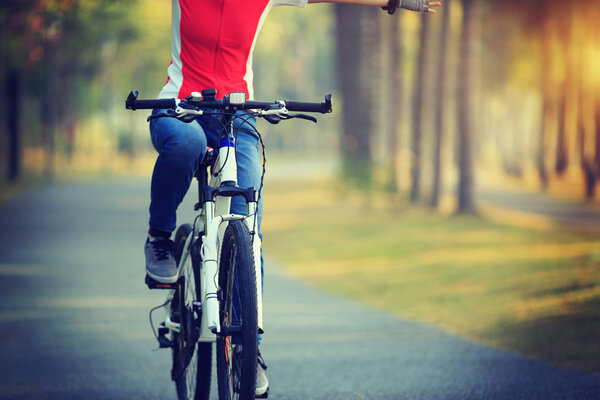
[159, 0, 308, 100]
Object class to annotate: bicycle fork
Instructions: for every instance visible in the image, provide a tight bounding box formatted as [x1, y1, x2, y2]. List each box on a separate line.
[158, 212, 263, 344]
[200, 210, 263, 337]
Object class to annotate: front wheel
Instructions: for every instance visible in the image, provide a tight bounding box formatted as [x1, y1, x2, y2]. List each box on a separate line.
[216, 220, 259, 400]
[173, 224, 212, 400]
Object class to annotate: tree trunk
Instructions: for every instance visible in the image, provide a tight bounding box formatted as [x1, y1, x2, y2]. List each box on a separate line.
[456, 0, 477, 213]
[578, 78, 594, 200]
[586, 89, 600, 200]
[360, 8, 380, 182]
[59, 70, 75, 162]
[555, 12, 575, 176]
[43, 41, 59, 181]
[0, 21, 6, 182]
[410, 14, 430, 203]
[537, 12, 552, 190]
[6, 70, 21, 181]
[555, 79, 568, 174]
[594, 98, 600, 196]
[368, 10, 386, 173]
[430, 0, 451, 207]
[335, 5, 373, 185]
[388, 14, 402, 192]
[596, 96, 600, 170]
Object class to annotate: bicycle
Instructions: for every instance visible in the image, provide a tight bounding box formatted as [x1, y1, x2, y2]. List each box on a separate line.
[126, 88, 332, 400]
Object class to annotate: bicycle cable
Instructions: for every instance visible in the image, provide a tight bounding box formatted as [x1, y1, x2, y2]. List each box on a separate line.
[225, 112, 266, 247]
[199, 111, 266, 247]
[149, 298, 171, 347]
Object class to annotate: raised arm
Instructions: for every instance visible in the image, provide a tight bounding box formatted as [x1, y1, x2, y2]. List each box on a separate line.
[307, 0, 441, 14]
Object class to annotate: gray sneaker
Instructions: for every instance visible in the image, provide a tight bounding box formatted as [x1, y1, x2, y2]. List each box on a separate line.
[256, 351, 269, 398]
[144, 237, 178, 283]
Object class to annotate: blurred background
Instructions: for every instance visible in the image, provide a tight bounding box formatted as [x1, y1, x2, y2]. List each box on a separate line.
[1, 0, 600, 383]
[1, 0, 600, 204]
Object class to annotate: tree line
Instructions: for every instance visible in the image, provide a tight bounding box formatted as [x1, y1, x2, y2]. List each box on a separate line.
[334, 0, 600, 210]
[0, 0, 169, 184]
[2, 0, 599, 207]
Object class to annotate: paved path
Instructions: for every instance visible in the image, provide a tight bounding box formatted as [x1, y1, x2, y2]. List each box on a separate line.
[478, 187, 600, 233]
[1, 179, 600, 399]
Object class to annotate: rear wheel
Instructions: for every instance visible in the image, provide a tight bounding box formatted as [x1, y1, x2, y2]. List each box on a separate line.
[173, 224, 212, 400]
[216, 220, 258, 400]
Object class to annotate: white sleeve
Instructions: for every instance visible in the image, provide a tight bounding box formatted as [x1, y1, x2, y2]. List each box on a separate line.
[270, 0, 308, 8]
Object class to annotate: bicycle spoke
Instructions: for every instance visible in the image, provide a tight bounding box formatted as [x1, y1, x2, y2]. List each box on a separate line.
[186, 348, 197, 396]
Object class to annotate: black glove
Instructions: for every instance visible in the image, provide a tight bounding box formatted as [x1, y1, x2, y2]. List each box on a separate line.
[400, 0, 430, 12]
[383, 0, 430, 14]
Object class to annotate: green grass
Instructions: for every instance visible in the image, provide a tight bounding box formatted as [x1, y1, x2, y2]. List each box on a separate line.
[262, 178, 600, 374]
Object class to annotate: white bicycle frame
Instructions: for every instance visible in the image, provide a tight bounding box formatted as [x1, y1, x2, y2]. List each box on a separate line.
[161, 118, 263, 343]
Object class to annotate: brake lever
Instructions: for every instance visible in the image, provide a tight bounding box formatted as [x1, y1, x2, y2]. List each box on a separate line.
[147, 109, 178, 122]
[146, 107, 204, 123]
[264, 114, 281, 125]
[177, 114, 199, 123]
[289, 113, 317, 123]
[263, 113, 317, 124]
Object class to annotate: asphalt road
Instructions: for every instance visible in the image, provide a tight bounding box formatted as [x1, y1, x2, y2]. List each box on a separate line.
[1, 178, 600, 399]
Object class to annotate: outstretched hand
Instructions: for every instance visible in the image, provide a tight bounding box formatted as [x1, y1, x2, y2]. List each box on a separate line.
[428, 1, 441, 13]
[397, 0, 442, 14]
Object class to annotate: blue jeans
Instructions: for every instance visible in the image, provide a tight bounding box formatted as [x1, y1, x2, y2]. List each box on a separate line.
[148, 109, 264, 281]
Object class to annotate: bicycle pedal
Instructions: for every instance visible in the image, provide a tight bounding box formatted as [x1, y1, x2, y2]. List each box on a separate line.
[157, 327, 174, 348]
[145, 274, 180, 290]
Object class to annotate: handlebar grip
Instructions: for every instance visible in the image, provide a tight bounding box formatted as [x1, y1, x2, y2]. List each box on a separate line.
[284, 101, 322, 113]
[128, 98, 176, 110]
[284, 94, 332, 114]
[125, 90, 176, 110]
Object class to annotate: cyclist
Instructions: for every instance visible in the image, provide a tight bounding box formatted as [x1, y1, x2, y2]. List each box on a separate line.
[144, 0, 440, 397]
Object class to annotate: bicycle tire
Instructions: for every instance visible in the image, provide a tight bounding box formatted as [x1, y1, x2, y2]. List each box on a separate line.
[172, 224, 212, 400]
[216, 220, 258, 400]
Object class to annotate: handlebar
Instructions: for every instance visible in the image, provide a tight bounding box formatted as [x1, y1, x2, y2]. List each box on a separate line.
[125, 90, 333, 114]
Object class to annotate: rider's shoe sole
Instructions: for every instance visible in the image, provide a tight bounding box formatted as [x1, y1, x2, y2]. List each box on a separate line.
[145, 273, 179, 288]
[256, 387, 269, 398]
